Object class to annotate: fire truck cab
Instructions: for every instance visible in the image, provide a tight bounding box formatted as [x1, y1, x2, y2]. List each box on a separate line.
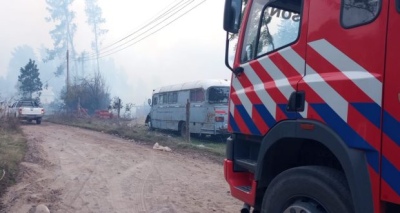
[223, 0, 400, 212]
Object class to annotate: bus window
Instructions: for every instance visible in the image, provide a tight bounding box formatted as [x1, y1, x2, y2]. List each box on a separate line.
[169, 92, 178, 104]
[159, 94, 165, 104]
[190, 89, 205, 102]
[167, 92, 177, 104]
[153, 96, 158, 105]
[208, 87, 229, 104]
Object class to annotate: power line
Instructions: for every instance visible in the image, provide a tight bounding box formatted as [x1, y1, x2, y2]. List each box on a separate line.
[87, 0, 189, 58]
[83, 0, 206, 61]
[90, 0, 194, 58]
[99, 0, 186, 52]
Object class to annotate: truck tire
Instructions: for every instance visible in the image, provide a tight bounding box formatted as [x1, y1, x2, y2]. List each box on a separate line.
[36, 118, 42, 125]
[261, 166, 353, 213]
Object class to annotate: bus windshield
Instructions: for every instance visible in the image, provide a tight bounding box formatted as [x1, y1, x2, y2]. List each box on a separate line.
[207, 87, 229, 104]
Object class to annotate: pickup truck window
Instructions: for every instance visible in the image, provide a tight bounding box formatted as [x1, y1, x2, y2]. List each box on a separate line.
[17, 101, 34, 107]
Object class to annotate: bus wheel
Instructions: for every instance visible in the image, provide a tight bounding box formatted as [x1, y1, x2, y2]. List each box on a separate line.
[261, 166, 353, 213]
[180, 122, 187, 137]
[148, 122, 153, 130]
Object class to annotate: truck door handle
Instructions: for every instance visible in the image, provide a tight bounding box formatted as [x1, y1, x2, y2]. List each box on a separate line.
[287, 91, 305, 112]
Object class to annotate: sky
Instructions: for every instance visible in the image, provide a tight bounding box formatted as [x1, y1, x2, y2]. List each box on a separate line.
[0, 0, 232, 105]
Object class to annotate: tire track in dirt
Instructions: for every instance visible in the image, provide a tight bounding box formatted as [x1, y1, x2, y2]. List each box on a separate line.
[1, 122, 241, 213]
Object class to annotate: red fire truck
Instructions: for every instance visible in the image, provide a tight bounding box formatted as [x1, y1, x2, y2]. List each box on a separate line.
[222, 0, 400, 212]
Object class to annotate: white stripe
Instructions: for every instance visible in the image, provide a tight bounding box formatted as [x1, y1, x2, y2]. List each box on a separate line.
[282, 47, 349, 121]
[309, 39, 382, 105]
[230, 100, 234, 117]
[232, 77, 253, 116]
[304, 65, 349, 121]
[279, 47, 304, 75]
[258, 57, 295, 100]
[244, 65, 277, 118]
[299, 101, 308, 118]
[261, 48, 310, 117]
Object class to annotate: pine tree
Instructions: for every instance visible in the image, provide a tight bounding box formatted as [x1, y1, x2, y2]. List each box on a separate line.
[85, 0, 108, 73]
[18, 59, 43, 99]
[45, 0, 77, 76]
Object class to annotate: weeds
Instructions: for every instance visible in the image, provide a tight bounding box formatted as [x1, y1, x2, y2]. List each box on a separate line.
[47, 114, 227, 160]
[0, 116, 27, 198]
[0, 116, 21, 133]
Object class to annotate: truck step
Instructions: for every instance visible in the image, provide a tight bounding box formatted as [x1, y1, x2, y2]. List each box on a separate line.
[235, 185, 252, 193]
[235, 159, 257, 173]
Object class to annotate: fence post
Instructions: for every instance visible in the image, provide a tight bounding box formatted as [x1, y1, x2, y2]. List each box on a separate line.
[186, 99, 191, 142]
[117, 98, 121, 119]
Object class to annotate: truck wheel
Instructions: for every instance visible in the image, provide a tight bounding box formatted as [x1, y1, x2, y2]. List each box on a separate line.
[261, 166, 353, 213]
[36, 118, 42, 125]
[180, 122, 187, 137]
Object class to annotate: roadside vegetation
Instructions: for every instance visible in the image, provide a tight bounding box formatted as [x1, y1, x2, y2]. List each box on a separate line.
[46, 115, 227, 161]
[0, 116, 27, 200]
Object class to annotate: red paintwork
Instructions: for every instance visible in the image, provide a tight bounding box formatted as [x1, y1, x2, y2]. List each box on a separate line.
[225, 0, 400, 211]
[224, 160, 257, 206]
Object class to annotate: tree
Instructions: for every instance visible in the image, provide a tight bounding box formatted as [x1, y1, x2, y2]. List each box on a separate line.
[85, 0, 108, 73]
[45, 0, 77, 77]
[18, 59, 43, 99]
[60, 72, 110, 114]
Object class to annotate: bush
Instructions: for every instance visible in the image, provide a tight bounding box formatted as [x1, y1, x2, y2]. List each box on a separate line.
[0, 116, 21, 133]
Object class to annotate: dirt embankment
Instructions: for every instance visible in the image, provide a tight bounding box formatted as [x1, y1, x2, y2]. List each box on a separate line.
[1, 122, 241, 213]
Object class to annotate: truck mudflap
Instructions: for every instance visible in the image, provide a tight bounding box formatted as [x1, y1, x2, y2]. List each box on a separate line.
[224, 159, 257, 206]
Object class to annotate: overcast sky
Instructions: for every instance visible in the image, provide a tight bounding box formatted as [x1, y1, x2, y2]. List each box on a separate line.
[0, 0, 232, 105]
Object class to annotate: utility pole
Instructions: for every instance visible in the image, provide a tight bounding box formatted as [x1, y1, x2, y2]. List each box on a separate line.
[117, 98, 121, 119]
[66, 50, 70, 95]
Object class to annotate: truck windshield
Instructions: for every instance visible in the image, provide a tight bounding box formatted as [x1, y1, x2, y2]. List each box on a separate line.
[208, 87, 229, 104]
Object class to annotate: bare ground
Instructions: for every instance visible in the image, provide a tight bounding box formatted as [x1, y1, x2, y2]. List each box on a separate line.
[1, 122, 241, 213]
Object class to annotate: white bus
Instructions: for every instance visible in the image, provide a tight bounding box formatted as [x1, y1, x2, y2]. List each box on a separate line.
[145, 79, 230, 137]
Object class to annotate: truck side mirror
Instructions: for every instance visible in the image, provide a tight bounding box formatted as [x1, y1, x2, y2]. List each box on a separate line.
[223, 0, 242, 33]
[148, 98, 152, 106]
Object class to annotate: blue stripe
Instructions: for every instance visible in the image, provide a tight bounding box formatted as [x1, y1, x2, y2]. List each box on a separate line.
[254, 104, 276, 128]
[311, 103, 379, 173]
[311, 103, 375, 151]
[351, 103, 381, 128]
[229, 113, 240, 133]
[365, 151, 380, 174]
[277, 104, 301, 119]
[236, 105, 262, 135]
[383, 111, 400, 146]
[382, 157, 400, 195]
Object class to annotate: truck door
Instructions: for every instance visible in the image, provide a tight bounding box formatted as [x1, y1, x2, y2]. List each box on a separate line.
[230, 0, 308, 136]
[303, 0, 387, 212]
[381, 0, 400, 205]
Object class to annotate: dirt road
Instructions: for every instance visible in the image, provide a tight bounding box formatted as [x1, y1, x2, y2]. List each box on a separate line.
[1, 123, 241, 213]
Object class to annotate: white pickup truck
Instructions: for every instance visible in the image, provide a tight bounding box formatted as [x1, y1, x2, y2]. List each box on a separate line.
[8, 100, 44, 124]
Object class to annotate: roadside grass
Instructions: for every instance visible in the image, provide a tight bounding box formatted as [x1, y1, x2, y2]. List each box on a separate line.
[0, 116, 27, 200]
[46, 114, 227, 160]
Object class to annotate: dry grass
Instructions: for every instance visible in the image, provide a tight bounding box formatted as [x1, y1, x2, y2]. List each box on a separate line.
[0, 116, 27, 200]
[47, 114, 227, 161]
